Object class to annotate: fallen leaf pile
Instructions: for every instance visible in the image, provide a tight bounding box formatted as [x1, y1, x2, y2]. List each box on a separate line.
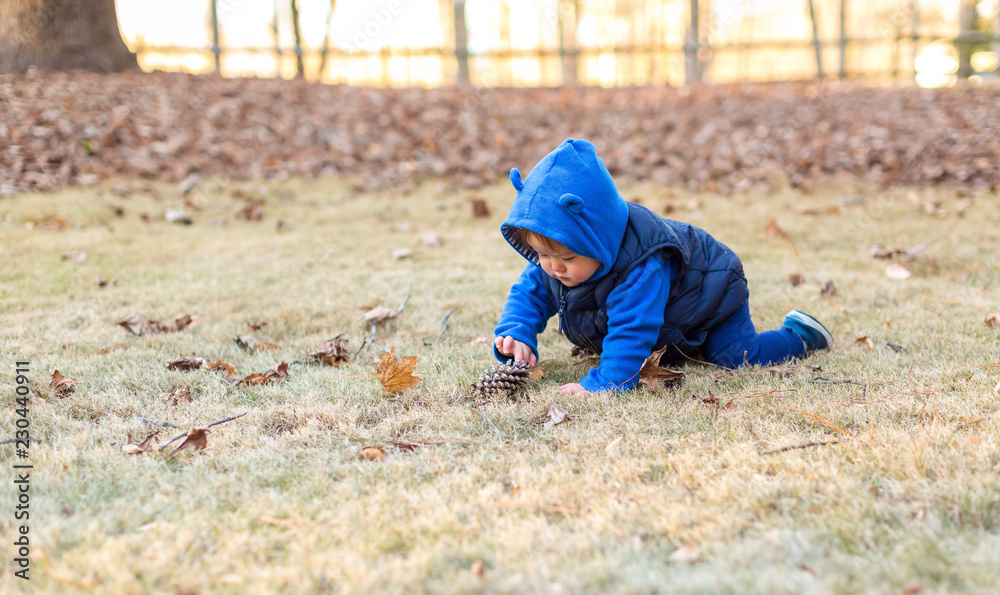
[3, 72, 998, 195]
[118, 313, 202, 336]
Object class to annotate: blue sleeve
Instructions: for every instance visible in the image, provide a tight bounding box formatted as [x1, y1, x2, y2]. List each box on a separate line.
[580, 256, 675, 391]
[493, 264, 557, 361]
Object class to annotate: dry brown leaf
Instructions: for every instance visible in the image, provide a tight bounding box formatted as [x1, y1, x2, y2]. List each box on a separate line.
[160, 384, 193, 406]
[165, 356, 205, 371]
[764, 218, 789, 240]
[721, 399, 737, 411]
[359, 446, 386, 461]
[118, 313, 202, 336]
[471, 198, 491, 218]
[984, 313, 997, 328]
[61, 250, 87, 263]
[361, 306, 398, 323]
[570, 345, 598, 358]
[122, 430, 159, 455]
[171, 428, 209, 454]
[421, 233, 444, 247]
[767, 366, 794, 377]
[241, 362, 290, 386]
[263, 361, 290, 382]
[375, 347, 421, 394]
[50, 370, 77, 398]
[667, 545, 701, 564]
[885, 264, 911, 280]
[390, 441, 421, 453]
[788, 273, 803, 286]
[637, 346, 684, 393]
[529, 366, 546, 380]
[309, 336, 351, 366]
[791, 205, 840, 216]
[543, 403, 569, 430]
[207, 360, 242, 385]
[247, 321, 268, 331]
[820, 280, 837, 297]
[236, 199, 265, 220]
[233, 335, 280, 352]
[470, 560, 485, 578]
[855, 336, 875, 350]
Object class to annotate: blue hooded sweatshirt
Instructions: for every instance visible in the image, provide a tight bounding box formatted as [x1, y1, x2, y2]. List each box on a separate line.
[494, 139, 749, 391]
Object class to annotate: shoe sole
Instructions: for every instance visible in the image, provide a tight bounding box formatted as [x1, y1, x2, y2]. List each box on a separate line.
[786, 310, 834, 347]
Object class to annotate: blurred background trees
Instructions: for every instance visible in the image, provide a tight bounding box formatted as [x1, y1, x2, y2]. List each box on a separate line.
[1, 0, 998, 87]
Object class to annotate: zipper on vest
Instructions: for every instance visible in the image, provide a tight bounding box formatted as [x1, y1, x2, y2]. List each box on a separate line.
[557, 287, 570, 341]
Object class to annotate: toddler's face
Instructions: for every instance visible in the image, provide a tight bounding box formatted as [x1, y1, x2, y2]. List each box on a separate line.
[526, 237, 601, 287]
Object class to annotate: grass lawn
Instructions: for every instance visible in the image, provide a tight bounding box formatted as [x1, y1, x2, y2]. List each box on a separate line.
[1, 176, 999, 594]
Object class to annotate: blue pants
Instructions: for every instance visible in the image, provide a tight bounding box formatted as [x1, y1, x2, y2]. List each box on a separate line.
[701, 301, 806, 369]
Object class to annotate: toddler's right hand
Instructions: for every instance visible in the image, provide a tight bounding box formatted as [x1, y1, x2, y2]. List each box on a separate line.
[494, 336, 537, 368]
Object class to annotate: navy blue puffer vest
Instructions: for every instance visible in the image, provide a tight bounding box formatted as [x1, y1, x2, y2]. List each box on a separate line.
[543, 202, 749, 361]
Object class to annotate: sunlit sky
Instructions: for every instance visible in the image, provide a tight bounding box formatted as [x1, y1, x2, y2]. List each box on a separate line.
[114, 0, 993, 87]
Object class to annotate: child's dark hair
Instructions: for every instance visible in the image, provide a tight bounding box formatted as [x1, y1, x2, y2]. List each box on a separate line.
[517, 228, 563, 252]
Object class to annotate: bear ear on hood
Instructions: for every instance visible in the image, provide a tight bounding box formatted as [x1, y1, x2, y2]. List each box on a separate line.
[558, 193, 585, 215]
[509, 168, 524, 191]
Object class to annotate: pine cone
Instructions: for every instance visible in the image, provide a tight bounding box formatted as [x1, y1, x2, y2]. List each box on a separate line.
[469, 360, 532, 401]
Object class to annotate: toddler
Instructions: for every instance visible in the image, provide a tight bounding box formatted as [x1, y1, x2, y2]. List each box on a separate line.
[493, 139, 832, 394]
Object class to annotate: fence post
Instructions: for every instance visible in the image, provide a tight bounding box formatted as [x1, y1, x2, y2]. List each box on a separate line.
[210, 0, 221, 73]
[807, 0, 824, 80]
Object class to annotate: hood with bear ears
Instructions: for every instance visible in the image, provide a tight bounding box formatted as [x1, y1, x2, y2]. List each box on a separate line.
[501, 138, 629, 282]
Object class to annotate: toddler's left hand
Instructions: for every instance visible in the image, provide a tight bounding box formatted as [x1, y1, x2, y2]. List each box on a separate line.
[560, 383, 588, 396]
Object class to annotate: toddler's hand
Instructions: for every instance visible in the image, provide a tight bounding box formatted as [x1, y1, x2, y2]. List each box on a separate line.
[560, 383, 588, 396]
[494, 336, 537, 368]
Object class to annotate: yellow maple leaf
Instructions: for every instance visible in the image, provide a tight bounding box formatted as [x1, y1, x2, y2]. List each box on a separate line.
[375, 347, 421, 394]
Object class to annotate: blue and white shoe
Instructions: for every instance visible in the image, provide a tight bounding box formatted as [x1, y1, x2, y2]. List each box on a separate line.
[782, 310, 833, 352]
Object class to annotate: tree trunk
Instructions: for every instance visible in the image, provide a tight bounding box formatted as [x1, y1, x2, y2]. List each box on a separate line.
[0, 0, 138, 73]
[956, 0, 975, 79]
[289, 0, 305, 79]
[684, 0, 701, 84]
[558, 0, 579, 87]
[807, 0, 824, 79]
[453, 0, 469, 86]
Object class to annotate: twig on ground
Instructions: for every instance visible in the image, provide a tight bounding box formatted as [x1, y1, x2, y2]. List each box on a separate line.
[810, 377, 867, 400]
[425, 309, 454, 345]
[205, 412, 248, 428]
[470, 405, 507, 438]
[394, 293, 411, 316]
[138, 417, 183, 429]
[761, 440, 840, 456]
[779, 404, 852, 437]
[352, 336, 368, 359]
[157, 412, 248, 452]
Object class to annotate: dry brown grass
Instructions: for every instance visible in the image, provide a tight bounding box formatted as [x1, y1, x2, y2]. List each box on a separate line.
[1, 176, 999, 594]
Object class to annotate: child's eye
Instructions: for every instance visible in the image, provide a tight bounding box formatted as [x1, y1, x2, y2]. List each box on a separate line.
[563, 257, 575, 262]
